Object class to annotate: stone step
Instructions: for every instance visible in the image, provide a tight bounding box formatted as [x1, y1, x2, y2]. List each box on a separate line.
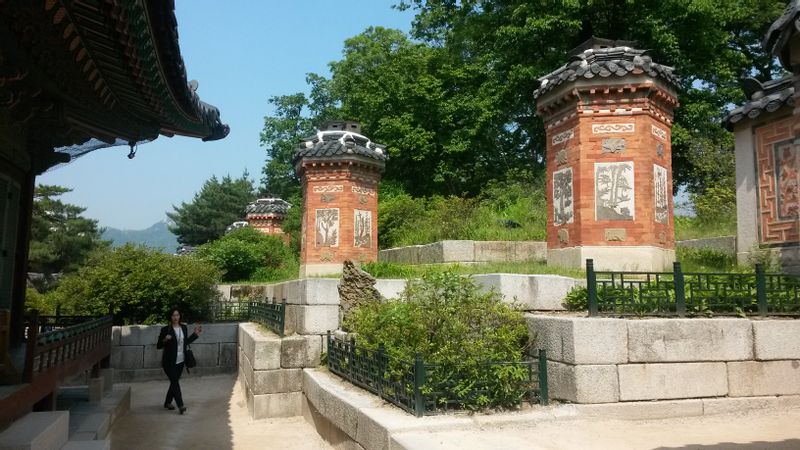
[61, 385, 130, 441]
[60, 440, 109, 450]
[0, 411, 69, 450]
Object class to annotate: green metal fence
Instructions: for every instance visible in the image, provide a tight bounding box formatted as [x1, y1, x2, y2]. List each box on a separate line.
[326, 332, 549, 417]
[586, 259, 800, 317]
[211, 299, 286, 337]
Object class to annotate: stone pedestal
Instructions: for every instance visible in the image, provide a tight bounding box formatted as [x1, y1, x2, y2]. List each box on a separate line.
[293, 121, 386, 277]
[534, 38, 679, 271]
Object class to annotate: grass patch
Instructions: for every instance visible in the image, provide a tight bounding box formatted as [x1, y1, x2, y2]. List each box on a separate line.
[675, 215, 736, 241]
[362, 260, 584, 279]
[676, 246, 738, 273]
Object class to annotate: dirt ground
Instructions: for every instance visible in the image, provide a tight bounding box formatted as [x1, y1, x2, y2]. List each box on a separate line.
[109, 375, 330, 450]
[110, 374, 800, 450]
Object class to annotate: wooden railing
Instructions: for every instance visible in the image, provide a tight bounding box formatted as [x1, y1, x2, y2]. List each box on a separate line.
[1, 311, 112, 427]
[23, 312, 112, 382]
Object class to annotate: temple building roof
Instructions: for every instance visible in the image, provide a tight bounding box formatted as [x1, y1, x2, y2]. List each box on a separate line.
[533, 38, 680, 101]
[292, 121, 387, 166]
[723, 75, 795, 130]
[763, 0, 800, 70]
[246, 198, 291, 217]
[0, 0, 229, 170]
[725, 2, 799, 130]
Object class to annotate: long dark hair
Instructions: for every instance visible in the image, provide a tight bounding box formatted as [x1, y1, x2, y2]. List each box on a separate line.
[167, 307, 182, 324]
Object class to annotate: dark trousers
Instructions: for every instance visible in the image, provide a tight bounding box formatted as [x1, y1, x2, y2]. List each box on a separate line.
[163, 362, 185, 407]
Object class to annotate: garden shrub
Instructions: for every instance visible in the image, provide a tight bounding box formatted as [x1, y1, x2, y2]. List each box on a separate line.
[43, 244, 221, 324]
[563, 285, 588, 311]
[344, 270, 531, 411]
[197, 226, 297, 282]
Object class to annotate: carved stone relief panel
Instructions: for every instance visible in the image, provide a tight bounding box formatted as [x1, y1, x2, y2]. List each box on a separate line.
[595, 162, 635, 221]
[553, 167, 574, 225]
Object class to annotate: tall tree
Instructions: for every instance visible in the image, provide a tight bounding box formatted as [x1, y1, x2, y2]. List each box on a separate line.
[262, 27, 533, 197]
[28, 185, 108, 276]
[395, 0, 786, 195]
[167, 173, 257, 246]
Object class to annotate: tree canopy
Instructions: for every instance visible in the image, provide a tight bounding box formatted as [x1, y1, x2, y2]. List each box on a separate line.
[167, 173, 257, 246]
[261, 0, 786, 200]
[28, 184, 107, 276]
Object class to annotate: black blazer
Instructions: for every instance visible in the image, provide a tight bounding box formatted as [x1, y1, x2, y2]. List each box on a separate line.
[156, 324, 198, 368]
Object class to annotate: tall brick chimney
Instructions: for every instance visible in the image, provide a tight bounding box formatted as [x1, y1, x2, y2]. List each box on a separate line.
[534, 38, 680, 271]
[293, 121, 387, 277]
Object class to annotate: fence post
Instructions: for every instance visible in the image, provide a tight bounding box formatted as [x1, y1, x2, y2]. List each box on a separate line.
[587, 259, 598, 316]
[377, 344, 386, 396]
[538, 349, 549, 406]
[673, 261, 686, 317]
[755, 264, 768, 316]
[23, 310, 39, 383]
[413, 353, 426, 417]
[279, 299, 286, 337]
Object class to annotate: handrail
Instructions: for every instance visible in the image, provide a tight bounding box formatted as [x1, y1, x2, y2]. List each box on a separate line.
[23, 313, 112, 382]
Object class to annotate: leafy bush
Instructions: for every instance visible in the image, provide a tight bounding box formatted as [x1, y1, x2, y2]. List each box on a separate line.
[563, 286, 588, 311]
[25, 288, 57, 315]
[44, 244, 221, 324]
[344, 270, 531, 410]
[197, 227, 297, 282]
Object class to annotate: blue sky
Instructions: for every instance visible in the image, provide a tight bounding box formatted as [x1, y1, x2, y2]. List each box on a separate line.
[39, 1, 414, 230]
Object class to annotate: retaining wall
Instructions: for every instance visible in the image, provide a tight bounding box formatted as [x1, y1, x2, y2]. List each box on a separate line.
[237, 322, 322, 419]
[225, 274, 581, 313]
[528, 315, 800, 404]
[110, 323, 238, 382]
[378, 240, 547, 264]
[675, 236, 736, 255]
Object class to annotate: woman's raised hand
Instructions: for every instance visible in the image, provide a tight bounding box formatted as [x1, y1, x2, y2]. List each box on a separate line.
[194, 325, 203, 335]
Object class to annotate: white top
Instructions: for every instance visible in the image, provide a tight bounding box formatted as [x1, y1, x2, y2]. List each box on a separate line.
[173, 325, 184, 364]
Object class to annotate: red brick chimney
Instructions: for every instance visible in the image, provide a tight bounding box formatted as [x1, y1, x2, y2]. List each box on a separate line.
[293, 121, 386, 277]
[534, 38, 680, 271]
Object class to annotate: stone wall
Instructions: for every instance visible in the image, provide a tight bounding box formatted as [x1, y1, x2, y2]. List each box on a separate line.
[111, 323, 238, 382]
[528, 315, 800, 403]
[237, 322, 321, 419]
[676, 236, 736, 255]
[378, 240, 546, 264]
[225, 274, 581, 313]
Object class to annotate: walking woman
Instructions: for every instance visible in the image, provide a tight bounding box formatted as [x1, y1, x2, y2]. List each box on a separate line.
[157, 308, 202, 414]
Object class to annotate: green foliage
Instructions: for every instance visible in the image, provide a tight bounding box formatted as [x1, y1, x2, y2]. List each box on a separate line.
[44, 244, 221, 325]
[397, 0, 785, 196]
[345, 270, 531, 410]
[563, 286, 588, 311]
[675, 215, 737, 241]
[25, 288, 57, 315]
[676, 246, 737, 272]
[378, 173, 546, 249]
[197, 227, 297, 282]
[28, 185, 108, 277]
[259, 93, 316, 199]
[167, 173, 257, 246]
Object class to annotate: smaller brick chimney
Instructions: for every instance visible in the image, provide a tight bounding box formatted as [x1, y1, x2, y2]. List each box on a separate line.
[293, 121, 387, 277]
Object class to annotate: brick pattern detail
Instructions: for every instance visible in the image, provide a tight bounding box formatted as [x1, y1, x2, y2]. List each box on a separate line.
[755, 115, 800, 245]
[299, 161, 381, 265]
[541, 82, 677, 249]
[246, 216, 285, 236]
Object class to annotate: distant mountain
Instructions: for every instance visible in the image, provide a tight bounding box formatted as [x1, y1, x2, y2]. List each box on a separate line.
[102, 220, 179, 253]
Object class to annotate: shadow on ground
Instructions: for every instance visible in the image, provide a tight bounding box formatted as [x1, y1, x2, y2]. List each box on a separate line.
[109, 374, 330, 450]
